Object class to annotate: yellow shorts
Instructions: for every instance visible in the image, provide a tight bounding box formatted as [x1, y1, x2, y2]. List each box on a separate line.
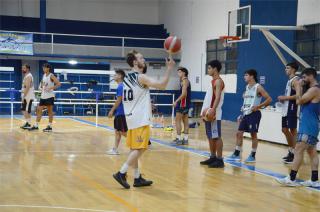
[126, 125, 150, 149]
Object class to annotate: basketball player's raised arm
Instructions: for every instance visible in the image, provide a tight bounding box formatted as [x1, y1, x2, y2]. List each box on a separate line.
[255, 85, 272, 110]
[212, 79, 222, 111]
[174, 79, 188, 105]
[50, 75, 61, 91]
[139, 57, 175, 90]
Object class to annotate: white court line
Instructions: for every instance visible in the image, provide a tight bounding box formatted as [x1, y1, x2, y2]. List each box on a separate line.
[0, 205, 115, 212]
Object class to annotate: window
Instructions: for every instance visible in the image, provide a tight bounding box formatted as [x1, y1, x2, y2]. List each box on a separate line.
[206, 39, 238, 74]
[295, 23, 320, 71]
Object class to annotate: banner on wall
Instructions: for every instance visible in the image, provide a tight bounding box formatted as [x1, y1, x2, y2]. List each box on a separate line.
[0, 32, 33, 55]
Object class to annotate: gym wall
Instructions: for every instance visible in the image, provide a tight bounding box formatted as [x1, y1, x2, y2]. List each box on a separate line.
[0, 0, 160, 25]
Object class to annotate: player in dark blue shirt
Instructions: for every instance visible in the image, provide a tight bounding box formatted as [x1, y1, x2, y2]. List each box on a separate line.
[277, 62, 300, 163]
[173, 67, 191, 145]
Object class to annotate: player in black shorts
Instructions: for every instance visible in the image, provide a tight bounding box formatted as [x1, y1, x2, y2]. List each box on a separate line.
[173, 67, 191, 145]
[107, 70, 128, 155]
[29, 63, 60, 132]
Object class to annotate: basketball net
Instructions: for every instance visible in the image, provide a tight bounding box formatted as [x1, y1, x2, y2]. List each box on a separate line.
[219, 36, 240, 48]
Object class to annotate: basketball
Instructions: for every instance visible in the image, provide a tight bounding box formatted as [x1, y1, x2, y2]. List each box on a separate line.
[164, 36, 182, 54]
[202, 108, 216, 121]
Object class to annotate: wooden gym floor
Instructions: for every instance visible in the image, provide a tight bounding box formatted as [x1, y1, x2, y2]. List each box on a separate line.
[0, 116, 319, 212]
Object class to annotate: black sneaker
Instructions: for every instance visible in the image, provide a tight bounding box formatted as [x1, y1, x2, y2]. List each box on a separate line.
[172, 138, 179, 144]
[28, 126, 39, 131]
[20, 122, 31, 129]
[43, 126, 52, 132]
[176, 139, 184, 145]
[182, 139, 189, 145]
[283, 152, 294, 164]
[200, 156, 217, 165]
[282, 151, 290, 160]
[208, 158, 225, 168]
[113, 172, 130, 189]
[133, 175, 153, 187]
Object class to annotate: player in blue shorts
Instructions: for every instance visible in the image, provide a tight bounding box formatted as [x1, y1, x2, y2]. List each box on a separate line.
[227, 69, 272, 163]
[199, 60, 225, 168]
[277, 68, 320, 187]
[277, 62, 300, 163]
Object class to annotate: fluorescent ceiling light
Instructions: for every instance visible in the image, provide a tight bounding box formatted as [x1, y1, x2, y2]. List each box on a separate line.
[68, 60, 78, 65]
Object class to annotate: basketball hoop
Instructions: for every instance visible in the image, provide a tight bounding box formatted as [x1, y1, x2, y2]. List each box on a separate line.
[219, 36, 240, 48]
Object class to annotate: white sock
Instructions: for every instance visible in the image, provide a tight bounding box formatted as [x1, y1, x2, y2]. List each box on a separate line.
[120, 163, 129, 174]
[183, 134, 188, 140]
[134, 168, 140, 179]
[176, 134, 181, 140]
[235, 146, 242, 151]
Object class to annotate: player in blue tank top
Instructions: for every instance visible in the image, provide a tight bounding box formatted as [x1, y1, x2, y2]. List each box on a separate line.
[277, 68, 320, 188]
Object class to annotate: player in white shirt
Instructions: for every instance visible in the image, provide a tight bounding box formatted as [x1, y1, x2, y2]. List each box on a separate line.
[227, 69, 272, 163]
[199, 60, 225, 168]
[29, 63, 61, 132]
[20, 64, 35, 129]
[113, 50, 175, 189]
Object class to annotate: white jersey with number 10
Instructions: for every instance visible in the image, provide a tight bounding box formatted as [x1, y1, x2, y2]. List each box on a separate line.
[122, 71, 152, 130]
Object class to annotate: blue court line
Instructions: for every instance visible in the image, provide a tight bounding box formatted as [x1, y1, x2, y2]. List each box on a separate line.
[68, 117, 320, 192]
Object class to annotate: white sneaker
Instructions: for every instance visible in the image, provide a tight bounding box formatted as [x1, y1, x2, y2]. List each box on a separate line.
[300, 180, 320, 188]
[276, 176, 300, 187]
[106, 149, 120, 155]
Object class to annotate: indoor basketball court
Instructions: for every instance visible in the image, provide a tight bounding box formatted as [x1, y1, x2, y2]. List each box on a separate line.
[0, 0, 319, 212]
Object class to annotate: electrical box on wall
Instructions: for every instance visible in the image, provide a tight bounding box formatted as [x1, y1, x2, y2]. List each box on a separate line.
[260, 76, 266, 85]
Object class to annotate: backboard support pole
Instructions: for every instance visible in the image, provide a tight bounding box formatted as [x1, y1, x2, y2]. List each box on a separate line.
[261, 29, 311, 68]
[261, 30, 288, 66]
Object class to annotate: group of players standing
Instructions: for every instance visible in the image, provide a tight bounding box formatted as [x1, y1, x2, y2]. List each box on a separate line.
[19, 50, 319, 189]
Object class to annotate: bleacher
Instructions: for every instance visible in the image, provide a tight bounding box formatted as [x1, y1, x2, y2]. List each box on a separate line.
[55, 74, 111, 116]
[43, 61, 112, 116]
[0, 15, 169, 48]
[0, 67, 18, 115]
[0, 15, 174, 116]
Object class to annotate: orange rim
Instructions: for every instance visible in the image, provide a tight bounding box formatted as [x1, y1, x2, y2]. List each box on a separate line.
[219, 35, 241, 41]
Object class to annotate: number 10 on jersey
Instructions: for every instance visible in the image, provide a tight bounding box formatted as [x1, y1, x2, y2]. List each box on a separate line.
[123, 89, 134, 101]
